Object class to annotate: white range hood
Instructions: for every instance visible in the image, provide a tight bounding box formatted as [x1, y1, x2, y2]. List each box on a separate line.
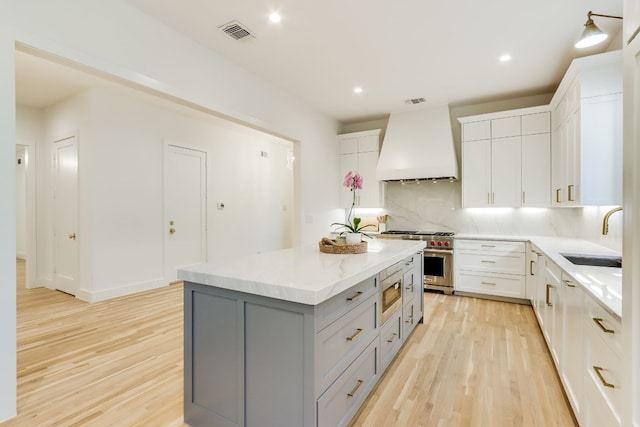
[376, 105, 458, 181]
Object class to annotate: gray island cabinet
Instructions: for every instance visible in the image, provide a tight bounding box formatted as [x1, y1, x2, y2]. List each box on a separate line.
[178, 239, 425, 427]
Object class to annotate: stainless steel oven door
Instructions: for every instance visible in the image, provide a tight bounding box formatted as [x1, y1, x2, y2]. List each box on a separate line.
[423, 249, 453, 287]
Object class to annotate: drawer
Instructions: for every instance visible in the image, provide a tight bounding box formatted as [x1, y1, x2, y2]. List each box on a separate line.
[455, 271, 525, 298]
[585, 320, 622, 424]
[317, 339, 379, 427]
[380, 309, 403, 371]
[316, 275, 378, 332]
[585, 296, 621, 355]
[402, 296, 422, 342]
[456, 251, 525, 275]
[583, 363, 621, 427]
[402, 252, 422, 273]
[402, 268, 420, 305]
[455, 239, 525, 253]
[316, 294, 378, 393]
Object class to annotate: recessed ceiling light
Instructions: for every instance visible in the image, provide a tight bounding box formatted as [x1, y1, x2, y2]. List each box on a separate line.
[269, 12, 281, 23]
[353, 87, 363, 94]
[499, 54, 512, 62]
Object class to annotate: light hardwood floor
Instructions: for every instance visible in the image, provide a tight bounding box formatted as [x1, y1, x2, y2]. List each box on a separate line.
[4, 259, 575, 426]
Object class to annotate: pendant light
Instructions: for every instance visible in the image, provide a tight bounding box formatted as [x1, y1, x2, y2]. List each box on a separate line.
[575, 11, 623, 49]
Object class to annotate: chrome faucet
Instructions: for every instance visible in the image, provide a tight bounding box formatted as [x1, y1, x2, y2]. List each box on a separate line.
[602, 207, 623, 235]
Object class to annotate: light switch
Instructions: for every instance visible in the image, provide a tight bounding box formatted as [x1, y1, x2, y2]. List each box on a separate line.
[217, 203, 225, 210]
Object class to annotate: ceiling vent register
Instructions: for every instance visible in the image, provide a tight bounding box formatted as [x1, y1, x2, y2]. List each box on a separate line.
[220, 21, 255, 41]
[405, 97, 426, 105]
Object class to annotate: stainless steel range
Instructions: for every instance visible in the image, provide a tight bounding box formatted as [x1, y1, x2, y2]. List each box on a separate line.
[379, 230, 454, 295]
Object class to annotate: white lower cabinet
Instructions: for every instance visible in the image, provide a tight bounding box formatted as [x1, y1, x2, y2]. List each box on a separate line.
[527, 247, 621, 427]
[379, 310, 402, 372]
[454, 239, 526, 299]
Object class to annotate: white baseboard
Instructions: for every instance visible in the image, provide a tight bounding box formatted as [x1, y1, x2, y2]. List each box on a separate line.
[75, 277, 169, 302]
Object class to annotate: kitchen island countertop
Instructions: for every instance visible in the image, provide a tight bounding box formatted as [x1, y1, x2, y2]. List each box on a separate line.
[178, 239, 426, 306]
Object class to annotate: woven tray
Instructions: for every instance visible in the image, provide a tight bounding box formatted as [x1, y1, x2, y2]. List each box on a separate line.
[318, 237, 367, 254]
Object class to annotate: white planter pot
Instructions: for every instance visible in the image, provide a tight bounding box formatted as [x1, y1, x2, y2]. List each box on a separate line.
[345, 232, 362, 245]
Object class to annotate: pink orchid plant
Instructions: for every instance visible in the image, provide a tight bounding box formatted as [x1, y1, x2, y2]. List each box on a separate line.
[332, 171, 375, 237]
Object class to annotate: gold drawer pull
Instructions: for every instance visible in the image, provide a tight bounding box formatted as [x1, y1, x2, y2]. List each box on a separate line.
[347, 379, 364, 398]
[556, 188, 562, 203]
[346, 328, 363, 342]
[593, 366, 615, 388]
[346, 291, 363, 302]
[481, 281, 496, 286]
[481, 260, 496, 263]
[481, 244, 496, 248]
[593, 318, 615, 334]
[405, 315, 413, 324]
[530, 260, 535, 275]
[568, 184, 575, 202]
[563, 279, 577, 288]
[387, 332, 398, 343]
[405, 284, 413, 291]
[546, 284, 552, 306]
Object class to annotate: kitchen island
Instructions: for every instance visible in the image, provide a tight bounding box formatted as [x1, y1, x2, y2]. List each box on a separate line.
[178, 239, 426, 427]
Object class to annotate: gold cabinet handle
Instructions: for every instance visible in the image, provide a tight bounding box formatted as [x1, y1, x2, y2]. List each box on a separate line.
[562, 279, 577, 288]
[556, 188, 562, 203]
[492, 192, 495, 204]
[405, 284, 413, 291]
[487, 192, 491, 205]
[68, 233, 76, 240]
[405, 315, 413, 324]
[568, 184, 575, 202]
[481, 244, 496, 248]
[346, 291, 363, 302]
[593, 366, 615, 388]
[481, 281, 496, 286]
[522, 191, 526, 204]
[347, 379, 364, 398]
[593, 317, 615, 334]
[530, 260, 535, 275]
[169, 228, 176, 235]
[387, 332, 398, 343]
[346, 328, 364, 342]
[546, 284, 552, 306]
[481, 260, 496, 263]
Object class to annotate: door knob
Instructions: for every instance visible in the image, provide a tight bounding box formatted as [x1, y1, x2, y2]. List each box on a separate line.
[169, 228, 176, 235]
[68, 233, 76, 240]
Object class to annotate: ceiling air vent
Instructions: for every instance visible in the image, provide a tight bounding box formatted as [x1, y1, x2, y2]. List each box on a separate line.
[405, 97, 426, 105]
[219, 20, 255, 41]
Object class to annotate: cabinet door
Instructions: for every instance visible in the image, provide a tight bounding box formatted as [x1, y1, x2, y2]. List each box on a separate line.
[564, 110, 580, 206]
[340, 137, 359, 154]
[562, 275, 584, 422]
[522, 112, 550, 135]
[491, 116, 521, 138]
[522, 133, 550, 206]
[551, 114, 565, 206]
[491, 136, 521, 207]
[462, 140, 491, 207]
[463, 120, 491, 142]
[340, 153, 358, 207]
[580, 93, 623, 206]
[357, 150, 381, 207]
[358, 134, 379, 153]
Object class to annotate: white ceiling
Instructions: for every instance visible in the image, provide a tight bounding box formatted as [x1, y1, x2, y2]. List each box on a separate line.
[16, 0, 623, 123]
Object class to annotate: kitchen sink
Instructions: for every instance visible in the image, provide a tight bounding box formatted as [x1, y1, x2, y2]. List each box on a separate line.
[560, 253, 622, 268]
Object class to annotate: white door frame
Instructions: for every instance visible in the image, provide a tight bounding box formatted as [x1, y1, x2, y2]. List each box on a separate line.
[15, 141, 37, 288]
[163, 141, 207, 282]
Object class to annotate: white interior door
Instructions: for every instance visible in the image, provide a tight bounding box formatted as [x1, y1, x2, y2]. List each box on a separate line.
[53, 136, 78, 295]
[164, 144, 207, 282]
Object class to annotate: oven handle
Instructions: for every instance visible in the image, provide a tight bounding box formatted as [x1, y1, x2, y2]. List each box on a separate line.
[424, 249, 453, 255]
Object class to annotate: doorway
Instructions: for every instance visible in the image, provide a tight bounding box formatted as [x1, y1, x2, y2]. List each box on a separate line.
[164, 143, 207, 282]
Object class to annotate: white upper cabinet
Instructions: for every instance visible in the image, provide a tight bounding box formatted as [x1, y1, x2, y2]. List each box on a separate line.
[550, 50, 623, 207]
[338, 129, 383, 208]
[459, 107, 551, 208]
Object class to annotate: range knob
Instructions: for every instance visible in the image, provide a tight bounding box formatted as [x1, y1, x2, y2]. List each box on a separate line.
[430, 241, 435, 246]
[444, 241, 450, 247]
[437, 241, 443, 247]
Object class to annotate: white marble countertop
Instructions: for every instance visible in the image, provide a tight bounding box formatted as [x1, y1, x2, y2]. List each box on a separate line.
[178, 239, 426, 306]
[455, 234, 622, 320]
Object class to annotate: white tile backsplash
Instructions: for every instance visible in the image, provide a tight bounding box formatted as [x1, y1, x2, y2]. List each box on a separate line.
[383, 181, 622, 252]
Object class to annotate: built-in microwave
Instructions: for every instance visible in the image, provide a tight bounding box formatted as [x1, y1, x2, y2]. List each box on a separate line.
[380, 261, 403, 324]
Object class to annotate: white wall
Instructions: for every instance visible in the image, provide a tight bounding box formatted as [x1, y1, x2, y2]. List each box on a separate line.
[1, 0, 342, 420]
[0, 25, 17, 422]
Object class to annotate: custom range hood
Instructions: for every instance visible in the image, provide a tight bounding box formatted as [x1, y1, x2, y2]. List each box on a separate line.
[376, 105, 458, 181]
